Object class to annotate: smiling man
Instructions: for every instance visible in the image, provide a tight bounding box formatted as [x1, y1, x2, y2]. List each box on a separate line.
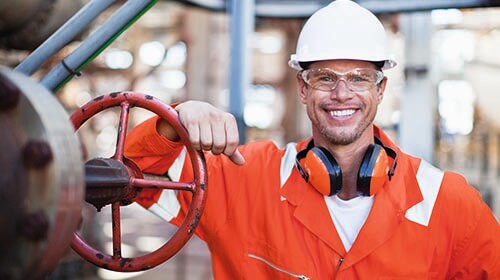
[296, 60, 388, 200]
[125, 0, 500, 278]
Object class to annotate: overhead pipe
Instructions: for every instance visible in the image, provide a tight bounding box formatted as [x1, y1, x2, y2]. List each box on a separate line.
[39, 0, 158, 92]
[15, 0, 116, 76]
[179, 0, 500, 18]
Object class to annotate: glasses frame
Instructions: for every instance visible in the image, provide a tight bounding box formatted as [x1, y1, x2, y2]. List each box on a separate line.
[300, 67, 385, 92]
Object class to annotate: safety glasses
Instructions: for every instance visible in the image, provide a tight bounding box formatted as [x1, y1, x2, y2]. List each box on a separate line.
[300, 68, 384, 92]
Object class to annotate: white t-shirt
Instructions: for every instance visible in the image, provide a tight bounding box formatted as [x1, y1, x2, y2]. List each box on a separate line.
[324, 195, 374, 251]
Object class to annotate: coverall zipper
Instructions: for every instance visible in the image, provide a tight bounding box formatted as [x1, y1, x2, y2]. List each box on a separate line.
[337, 257, 344, 271]
[247, 253, 310, 280]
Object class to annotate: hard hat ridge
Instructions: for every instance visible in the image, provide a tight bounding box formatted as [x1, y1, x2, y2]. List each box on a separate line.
[289, 0, 397, 71]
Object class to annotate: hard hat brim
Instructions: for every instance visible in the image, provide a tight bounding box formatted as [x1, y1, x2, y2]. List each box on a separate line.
[288, 56, 397, 71]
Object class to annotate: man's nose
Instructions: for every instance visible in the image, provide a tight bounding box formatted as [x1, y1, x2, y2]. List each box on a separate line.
[330, 78, 354, 99]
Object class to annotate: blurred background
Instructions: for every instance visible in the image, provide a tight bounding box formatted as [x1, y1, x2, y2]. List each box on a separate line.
[1, 0, 500, 279]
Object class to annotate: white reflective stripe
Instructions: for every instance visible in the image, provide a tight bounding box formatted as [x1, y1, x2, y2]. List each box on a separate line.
[405, 160, 444, 226]
[147, 195, 179, 221]
[280, 142, 298, 188]
[156, 188, 181, 221]
[147, 148, 186, 221]
[169, 148, 187, 181]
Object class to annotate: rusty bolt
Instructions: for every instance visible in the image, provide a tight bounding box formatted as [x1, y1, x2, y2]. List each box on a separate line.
[0, 72, 21, 111]
[22, 140, 53, 169]
[18, 210, 50, 242]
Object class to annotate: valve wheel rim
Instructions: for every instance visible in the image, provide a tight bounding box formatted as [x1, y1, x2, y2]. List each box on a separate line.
[70, 91, 207, 272]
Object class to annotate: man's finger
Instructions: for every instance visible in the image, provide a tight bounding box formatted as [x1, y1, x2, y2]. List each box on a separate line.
[228, 149, 245, 166]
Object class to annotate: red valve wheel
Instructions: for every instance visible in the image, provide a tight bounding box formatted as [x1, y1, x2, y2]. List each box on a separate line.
[70, 91, 207, 272]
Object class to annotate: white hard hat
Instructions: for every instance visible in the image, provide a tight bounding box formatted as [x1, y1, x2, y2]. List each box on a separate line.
[288, 0, 397, 71]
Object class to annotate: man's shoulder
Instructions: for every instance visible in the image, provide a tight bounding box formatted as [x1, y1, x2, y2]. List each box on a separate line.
[409, 157, 481, 202]
[439, 170, 484, 204]
[398, 155, 484, 209]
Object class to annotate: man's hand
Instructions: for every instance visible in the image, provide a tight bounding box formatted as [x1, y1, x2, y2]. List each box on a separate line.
[157, 101, 245, 165]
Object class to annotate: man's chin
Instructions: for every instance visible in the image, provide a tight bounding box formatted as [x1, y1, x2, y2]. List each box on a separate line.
[321, 129, 359, 146]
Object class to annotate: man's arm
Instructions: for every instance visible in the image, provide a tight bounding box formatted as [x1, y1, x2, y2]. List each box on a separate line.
[124, 101, 246, 231]
[450, 204, 500, 278]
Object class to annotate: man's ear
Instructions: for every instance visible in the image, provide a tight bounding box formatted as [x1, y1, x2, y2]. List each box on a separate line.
[296, 73, 308, 103]
[376, 76, 388, 104]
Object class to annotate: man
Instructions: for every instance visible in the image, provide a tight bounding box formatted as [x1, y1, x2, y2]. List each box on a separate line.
[125, 0, 500, 278]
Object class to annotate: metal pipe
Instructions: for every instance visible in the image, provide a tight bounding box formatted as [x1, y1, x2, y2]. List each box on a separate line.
[40, 0, 158, 92]
[179, 0, 500, 18]
[228, 0, 255, 143]
[15, 0, 116, 75]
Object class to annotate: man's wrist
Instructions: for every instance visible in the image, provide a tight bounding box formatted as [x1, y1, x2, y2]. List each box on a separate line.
[156, 116, 180, 141]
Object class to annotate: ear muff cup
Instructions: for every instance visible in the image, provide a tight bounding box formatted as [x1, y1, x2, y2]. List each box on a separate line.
[357, 144, 389, 196]
[302, 147, 342, 196]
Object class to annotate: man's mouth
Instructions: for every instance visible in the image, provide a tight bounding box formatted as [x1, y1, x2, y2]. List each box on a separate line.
[330, 109, 355, 117]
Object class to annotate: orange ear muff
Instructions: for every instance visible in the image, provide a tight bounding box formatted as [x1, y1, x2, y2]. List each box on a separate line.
[296, 139, 397, 197]
[357, 144, 389, 196]
[299, 147, 342, 196]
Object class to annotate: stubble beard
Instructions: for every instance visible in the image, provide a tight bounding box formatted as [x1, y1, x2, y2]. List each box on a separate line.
[316, 111, 375, 146]
[320, 124, 363, 145]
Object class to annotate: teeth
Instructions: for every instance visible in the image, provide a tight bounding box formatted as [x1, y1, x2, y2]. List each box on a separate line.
[331, 109, 355, 117]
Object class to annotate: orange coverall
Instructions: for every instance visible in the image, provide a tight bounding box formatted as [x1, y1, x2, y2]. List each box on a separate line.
[125, 116, 500, 279]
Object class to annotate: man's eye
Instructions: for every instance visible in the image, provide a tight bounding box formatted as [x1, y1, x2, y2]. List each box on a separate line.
[317, 75, 335, 82]
[350, 75, 369, 82]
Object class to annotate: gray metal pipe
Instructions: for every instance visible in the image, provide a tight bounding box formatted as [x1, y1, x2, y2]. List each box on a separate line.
[15, 0, 116, 76]
[228, 0, 255, 143]
[40, 0, 158, 92]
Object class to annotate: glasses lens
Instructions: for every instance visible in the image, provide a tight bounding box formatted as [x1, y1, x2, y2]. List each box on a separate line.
[346, 69, 381, 90]
[303, 69, 338, 91]
[303, 68, 382, 91]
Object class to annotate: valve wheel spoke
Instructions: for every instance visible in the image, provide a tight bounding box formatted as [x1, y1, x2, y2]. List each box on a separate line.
[111, 202, 122, 258]
[113, 101, 131, 161]
[132, 176, 195, 193]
